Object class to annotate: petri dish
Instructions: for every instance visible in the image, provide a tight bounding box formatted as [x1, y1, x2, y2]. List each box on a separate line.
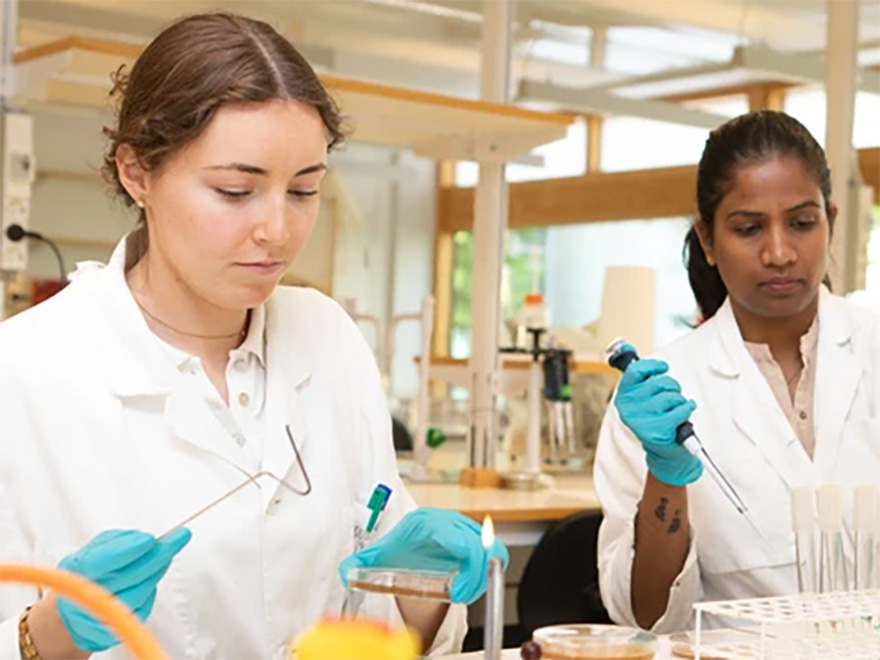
[347, 567, 455, 601]
[669, 629, 760, 659]
[532, 624, 656, 659]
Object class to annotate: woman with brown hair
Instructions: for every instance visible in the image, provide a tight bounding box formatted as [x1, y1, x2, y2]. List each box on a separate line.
[0, 13, 504, 659]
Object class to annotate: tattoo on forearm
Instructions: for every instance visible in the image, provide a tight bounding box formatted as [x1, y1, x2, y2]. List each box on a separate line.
[654, 497, 668, 522]
[667, 509, 682, 534]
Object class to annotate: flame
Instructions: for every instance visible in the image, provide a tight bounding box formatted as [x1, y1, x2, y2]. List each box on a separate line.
[481, 515, 495, 549]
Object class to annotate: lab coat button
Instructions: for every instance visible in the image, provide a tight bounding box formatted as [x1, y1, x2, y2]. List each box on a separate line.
[234, 433, 246, 447]
[238, 392, 250, 407]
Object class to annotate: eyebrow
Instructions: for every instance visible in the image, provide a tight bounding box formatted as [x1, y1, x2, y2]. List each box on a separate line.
[204, 162, 327, 176]
[725, 199, 821, 220]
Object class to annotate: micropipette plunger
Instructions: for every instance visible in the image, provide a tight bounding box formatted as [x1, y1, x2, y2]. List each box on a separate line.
[605, 338, 755, 527]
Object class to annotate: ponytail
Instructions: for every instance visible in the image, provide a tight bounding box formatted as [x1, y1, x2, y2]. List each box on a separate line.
[684, 226, 727, 320]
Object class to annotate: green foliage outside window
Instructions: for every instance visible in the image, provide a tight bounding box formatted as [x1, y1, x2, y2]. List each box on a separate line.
[449, 228, 547, 357]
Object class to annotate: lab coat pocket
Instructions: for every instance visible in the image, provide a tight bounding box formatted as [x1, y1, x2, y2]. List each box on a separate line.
[692, 457, 795, 577]
[834, 417, 880, 485]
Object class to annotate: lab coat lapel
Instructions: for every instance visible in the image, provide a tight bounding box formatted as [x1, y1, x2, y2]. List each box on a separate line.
[812, 289, 862, 476]
[259, 295, 313, 510]
[712, 300, 817, 489]
[91, 237, 258, 475]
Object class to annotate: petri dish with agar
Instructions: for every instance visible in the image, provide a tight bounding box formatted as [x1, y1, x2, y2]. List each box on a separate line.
[669, 629, 759, 659]
[531, 624, 656, 659]
[347, 567, 455, 601]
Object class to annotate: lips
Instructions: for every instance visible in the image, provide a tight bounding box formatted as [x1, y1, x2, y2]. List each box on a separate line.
[759, 277, 804, 294]
[237, 261, 285, 275]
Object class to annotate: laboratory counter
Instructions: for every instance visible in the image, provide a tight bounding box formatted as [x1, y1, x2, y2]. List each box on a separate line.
[407, 474, 600, 546]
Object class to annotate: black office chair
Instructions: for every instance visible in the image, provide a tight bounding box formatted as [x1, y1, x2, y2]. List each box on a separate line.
[517, 510, 612, 637]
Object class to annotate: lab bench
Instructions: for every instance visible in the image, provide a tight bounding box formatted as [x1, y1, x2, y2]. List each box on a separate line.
[406, 474, 600, 547]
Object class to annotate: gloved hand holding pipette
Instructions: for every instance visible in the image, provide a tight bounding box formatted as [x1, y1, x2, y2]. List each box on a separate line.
[55, 528, 192, 652]
[339, 508, 509, 605]
[612, 343, 703, 486]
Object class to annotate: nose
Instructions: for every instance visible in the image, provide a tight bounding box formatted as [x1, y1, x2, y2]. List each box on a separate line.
[761, 222, 796, 269]
[253, 195, 290, 246]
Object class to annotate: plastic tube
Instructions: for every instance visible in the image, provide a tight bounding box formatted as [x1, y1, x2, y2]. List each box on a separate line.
[853, 485, 877, 591]
[791, 487, 818, 593]
[817, 485, 848, 593]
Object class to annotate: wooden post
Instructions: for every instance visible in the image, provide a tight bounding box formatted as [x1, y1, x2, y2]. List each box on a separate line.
[586, 115, 603, 174]
[748, 83, 785, 112]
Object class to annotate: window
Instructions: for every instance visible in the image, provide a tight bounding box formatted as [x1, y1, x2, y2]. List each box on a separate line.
[600, 95, 748, 172]
[544, 217, 696, 349]
[449, 228, 547, 358]
[453, 119, 586, 186]
[784, 87, 880, 148]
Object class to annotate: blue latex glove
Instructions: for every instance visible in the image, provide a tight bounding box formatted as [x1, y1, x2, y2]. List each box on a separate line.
[56, 528, 191, 652]
[614, 348, 702, 487]
[339, 508, 509, 605]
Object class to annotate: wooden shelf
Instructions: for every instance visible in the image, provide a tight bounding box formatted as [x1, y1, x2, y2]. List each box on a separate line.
[14, 37, 573, 160]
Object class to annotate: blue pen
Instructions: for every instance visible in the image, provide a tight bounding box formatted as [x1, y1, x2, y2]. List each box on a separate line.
[365, 484, 392, 536]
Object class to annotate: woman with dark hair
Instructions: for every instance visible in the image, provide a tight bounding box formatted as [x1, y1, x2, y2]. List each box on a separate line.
[0, 13, 504, 659]
[594, 111, 880, 633]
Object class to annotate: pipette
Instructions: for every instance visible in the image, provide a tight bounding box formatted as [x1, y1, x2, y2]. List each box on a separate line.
[605, 338, 752, 521]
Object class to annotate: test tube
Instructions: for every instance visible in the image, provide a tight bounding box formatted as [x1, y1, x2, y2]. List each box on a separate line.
[853, 485, 877, 591]
[791, 487, 818, 593]
[817, 485, 848, 593]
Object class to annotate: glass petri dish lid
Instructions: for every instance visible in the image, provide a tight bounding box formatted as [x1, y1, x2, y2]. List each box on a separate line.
[347, 567, 455, 601]
[532, 624, 656, 659]
[669, 629, 760, 659]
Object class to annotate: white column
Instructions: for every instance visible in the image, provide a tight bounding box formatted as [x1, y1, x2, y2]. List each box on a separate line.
[824, 0, 859, 294]
[467, 0, 512, 468]
[0, 0, 18, 321]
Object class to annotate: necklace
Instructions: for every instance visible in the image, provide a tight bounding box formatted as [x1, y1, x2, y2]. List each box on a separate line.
[136, 301, 248, 340]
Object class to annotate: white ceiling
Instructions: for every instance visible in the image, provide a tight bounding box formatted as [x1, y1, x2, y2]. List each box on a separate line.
[13, 0, 880, 101]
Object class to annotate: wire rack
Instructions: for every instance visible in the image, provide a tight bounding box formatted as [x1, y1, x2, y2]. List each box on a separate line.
[692, 590, 880, 659]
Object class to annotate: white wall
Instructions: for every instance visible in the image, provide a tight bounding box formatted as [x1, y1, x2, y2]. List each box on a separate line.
[28, 103, 131, 279]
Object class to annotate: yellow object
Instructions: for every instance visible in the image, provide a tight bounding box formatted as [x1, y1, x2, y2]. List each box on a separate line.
[294, 619, 420, 660]
[0, 563, 167, 659]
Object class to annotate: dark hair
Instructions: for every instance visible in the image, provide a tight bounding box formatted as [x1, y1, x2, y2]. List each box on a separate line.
[684, 110, 832, 319]
[101, 12, 346, 269]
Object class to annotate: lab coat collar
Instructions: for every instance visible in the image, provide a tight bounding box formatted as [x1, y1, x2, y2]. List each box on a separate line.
[708, 285, 850, 378]
[89, 237, 176, 397]
[92, 236, 311, 396]
[708, 285, 861, 488]
[89, 236, 315, 483]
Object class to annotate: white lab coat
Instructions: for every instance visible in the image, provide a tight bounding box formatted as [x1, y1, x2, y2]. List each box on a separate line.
[594, 288, 880, 633]
[0, 242, 466, 659]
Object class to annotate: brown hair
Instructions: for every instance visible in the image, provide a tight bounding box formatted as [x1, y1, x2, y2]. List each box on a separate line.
[102, 12, 346, 269]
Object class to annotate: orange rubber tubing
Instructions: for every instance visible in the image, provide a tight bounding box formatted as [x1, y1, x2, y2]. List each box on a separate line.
[0, 563, 167, 659]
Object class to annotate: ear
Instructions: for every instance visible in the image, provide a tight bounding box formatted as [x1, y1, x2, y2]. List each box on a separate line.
[695, 218, 717, 267]
[116, 144, 150, 208]
[827, 202, 838, 239]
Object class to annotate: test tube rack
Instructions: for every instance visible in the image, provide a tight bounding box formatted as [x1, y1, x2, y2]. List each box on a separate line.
[693, 589, 880, 659]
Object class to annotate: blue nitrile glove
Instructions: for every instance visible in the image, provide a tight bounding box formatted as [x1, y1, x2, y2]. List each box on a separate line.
[614, 349, 703, 486]
[56, 528, 192, 652]
[339, 508, 509, 605]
